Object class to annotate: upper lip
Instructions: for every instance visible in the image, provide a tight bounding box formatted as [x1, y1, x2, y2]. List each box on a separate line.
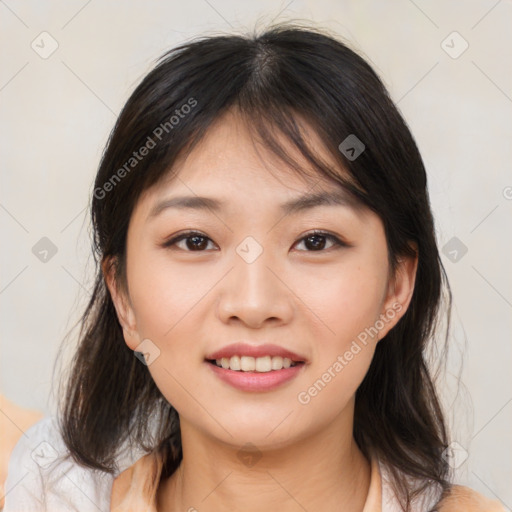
[206, 343, 307, 363]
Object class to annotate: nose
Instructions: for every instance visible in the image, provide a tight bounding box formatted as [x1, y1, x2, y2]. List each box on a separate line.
[216, 249, 294, 329]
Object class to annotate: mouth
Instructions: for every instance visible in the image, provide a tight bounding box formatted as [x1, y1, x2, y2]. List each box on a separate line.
[205, 354, 306, 392]
[206, 355, 305, 372]
[204, 343, 307, 391]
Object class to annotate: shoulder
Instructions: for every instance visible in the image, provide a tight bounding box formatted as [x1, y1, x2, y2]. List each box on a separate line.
[377, 458, 505, 512]
[111, 450, 164, 511]
[437, 484, 507, 512]
[0, 394, 43, 508]
[3, 415, 114, 512]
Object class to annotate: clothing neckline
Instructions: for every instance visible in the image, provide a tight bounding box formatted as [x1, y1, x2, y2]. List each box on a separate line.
[109, 447, 506, 512]
[110, 450, 383, 511]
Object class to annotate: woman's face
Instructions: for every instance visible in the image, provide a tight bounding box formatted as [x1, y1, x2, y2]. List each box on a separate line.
[108, 111, 416, 450]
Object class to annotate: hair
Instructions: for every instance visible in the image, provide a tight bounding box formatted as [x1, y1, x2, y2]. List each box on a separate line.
[58, 23, 452, 511]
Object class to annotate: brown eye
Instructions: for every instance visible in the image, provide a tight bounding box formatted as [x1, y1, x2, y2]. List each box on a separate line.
[294, 231, 346, 252]
[304, 234, 329, 250]
[163, 231, 216, 251]
[184, 234, 210, 251]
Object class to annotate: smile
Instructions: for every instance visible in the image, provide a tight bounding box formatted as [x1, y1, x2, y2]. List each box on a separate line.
[205, 357, 306, 392]
[209, 355, 301, 372]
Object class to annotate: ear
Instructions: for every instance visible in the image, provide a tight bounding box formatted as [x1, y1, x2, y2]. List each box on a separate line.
[102, 256, 141, 351]
[377, 250, 418, 340]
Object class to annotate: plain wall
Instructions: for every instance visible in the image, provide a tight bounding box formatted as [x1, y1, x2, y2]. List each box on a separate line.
[1, 0, 510, 508]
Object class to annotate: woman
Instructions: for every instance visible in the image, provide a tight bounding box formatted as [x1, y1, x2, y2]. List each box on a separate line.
[4, 24, 504, 511]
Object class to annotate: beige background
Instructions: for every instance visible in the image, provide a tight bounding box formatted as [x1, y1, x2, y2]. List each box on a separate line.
[0, 0, 511, 508]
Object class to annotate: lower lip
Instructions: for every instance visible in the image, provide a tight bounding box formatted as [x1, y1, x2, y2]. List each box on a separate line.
[206, 361, 305, 392]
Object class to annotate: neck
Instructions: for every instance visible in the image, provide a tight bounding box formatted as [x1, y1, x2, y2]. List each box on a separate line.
[157, 409, 371, 512]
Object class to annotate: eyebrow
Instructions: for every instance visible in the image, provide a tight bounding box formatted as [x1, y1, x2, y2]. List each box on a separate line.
[148, 189, 360, 219]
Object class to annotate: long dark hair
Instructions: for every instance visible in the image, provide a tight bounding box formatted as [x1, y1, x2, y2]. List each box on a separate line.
[58, 24, 451, 510]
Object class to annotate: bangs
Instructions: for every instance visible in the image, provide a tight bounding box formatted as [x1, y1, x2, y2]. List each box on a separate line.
[152, 102, 371, 213]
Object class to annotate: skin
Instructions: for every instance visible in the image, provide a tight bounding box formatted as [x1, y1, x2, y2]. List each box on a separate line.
[106, 110, 417, 512]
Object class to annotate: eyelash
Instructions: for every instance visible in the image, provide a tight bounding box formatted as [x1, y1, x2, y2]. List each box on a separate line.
[161, 230, 348, 253]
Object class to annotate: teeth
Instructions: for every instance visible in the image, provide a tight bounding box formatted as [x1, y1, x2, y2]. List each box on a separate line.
[271, 356, 283, 370]
[255, 356, 271, 372]
[229, 355, 240, 370]
[214, 355, 297, 372]
[240, 356, 256, 371]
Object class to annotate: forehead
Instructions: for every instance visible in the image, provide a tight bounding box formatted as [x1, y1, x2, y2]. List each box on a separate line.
[142, 109, 363, 211]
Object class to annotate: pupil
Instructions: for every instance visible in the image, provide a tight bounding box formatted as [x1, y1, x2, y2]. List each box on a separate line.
[306, 235, 325, 250]
[188, 236, 207, 250]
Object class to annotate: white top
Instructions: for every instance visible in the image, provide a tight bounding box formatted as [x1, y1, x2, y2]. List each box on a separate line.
[4, 416, 441, 511]
[3, 416, 144, 512]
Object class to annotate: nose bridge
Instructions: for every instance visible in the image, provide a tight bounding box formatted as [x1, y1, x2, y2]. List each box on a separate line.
[217, 238, 293, 327]
[236, 245, 275, 298]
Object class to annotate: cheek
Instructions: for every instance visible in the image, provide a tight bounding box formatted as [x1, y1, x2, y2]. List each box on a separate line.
[295, 254, 389, 352]
[291, 253, 388, 409]
[126, 247, 210, 342]
[126, 255, 214, 419]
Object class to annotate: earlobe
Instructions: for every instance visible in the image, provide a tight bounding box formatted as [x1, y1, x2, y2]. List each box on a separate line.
[389, 254, 418, 311]
[102, 257, 140, 350]
[379, 253, 418, 340]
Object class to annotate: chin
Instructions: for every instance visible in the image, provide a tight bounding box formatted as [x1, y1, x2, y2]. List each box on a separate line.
[197, 410, 303, 448]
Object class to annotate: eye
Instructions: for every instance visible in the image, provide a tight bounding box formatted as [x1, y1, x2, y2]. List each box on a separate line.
[162, 230, 347, 253]
[162, 231, 217, 251]
[294, 231, 346, 252]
